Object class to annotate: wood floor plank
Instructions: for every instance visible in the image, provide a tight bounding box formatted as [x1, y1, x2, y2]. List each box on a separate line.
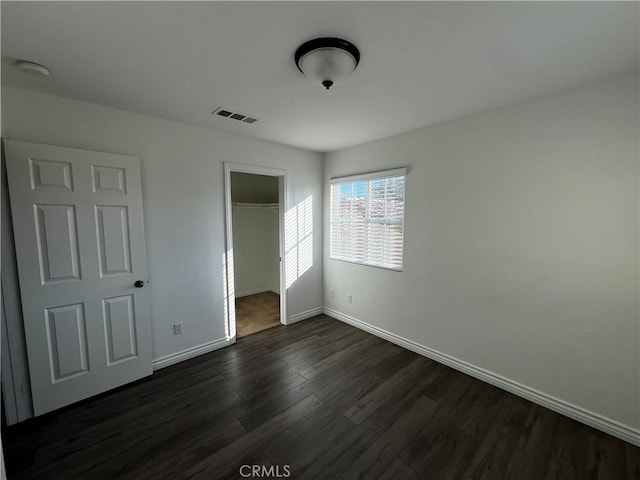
[237, 378, 317, 432]
[542, 415, 590, 480]
[282, 328, 365, 372]
[586, 429, 628, 480]
[225, 364, 307, 401]
[504, 404, 559, 480]
[377, 458, 420, 480]
[312, 364, 376, 403]
[366, 387, 424, 430]
[625, 442, 640, 479]
[366, 347, 416, 380]
[400, 420, 478, 477]
[180, 394, 324, 480]
[258, 403, 357, 475]
[454, 382, 505, 439]
[342, 356, 431, 424]
[321, 372, 382, 413]
[353, 339, 405, 372]
[340, 395, 437, 480]
[298, 334, 379, 379]
[140, 420, 247, 480]
[3, 316, 635, 480]
[365, 361, 444, 430]
[299, 420, 383, 479]
[461, 396, 530, 480]
[24, 419, 150, 480]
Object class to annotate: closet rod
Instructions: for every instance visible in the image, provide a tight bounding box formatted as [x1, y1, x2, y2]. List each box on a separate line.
[232, 202, 279, 209]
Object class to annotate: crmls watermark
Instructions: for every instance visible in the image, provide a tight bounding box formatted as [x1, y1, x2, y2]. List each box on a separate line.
[239, 464, 291, 478]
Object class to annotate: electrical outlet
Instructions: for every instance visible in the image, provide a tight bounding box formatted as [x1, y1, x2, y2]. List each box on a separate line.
[347, 294, 353, 304]
[173, 322, 183, 335]
[330, 288, 335, 298]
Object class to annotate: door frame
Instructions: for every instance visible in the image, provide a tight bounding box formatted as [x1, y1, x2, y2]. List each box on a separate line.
[1, 146, 34, 424]
[223, 162, 288, 340]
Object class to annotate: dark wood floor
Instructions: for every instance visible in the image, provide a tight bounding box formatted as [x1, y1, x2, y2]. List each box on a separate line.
[3, 315, 638, 480]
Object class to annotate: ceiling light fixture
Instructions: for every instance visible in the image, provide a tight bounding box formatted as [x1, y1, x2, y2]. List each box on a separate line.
[295, 37, 360, 90]
[16, 60, 50, 77]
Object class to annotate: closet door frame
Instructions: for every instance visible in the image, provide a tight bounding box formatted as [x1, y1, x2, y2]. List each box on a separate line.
[223, 162, 288, 340]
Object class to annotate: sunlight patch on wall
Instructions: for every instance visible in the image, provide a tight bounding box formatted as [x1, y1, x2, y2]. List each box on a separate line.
[285, 196, 313, 289]
[223, 249, 236, 339]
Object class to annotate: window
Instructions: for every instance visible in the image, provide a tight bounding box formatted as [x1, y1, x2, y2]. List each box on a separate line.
[330, 168, 406, 270]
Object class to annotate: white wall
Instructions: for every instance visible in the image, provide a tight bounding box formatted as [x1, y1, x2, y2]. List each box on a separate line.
[2, 87, 323, 366]
[324, 73, 639, 435]
[232, 206, 280, 297]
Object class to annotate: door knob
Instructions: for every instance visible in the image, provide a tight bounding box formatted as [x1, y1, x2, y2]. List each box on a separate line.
[134, 280, 145, 288]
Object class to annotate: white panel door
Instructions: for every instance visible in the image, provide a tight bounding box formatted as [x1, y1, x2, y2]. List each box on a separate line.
[5, 140, 152, 415]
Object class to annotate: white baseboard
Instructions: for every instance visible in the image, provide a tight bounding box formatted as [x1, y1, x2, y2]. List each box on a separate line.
[152, 303, 320, 370]
[288, 307, 324, 325]
[152, 337, 234, 371]
[323, 307, 640, 446]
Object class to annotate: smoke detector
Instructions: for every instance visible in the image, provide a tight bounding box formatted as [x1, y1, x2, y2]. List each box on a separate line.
[16, 60, 50, 76]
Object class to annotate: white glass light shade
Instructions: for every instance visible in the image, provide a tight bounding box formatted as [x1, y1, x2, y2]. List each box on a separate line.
[298, 48, 358, 89]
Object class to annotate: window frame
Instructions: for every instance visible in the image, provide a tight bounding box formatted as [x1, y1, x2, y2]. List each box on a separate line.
[329, 167, 407, 272]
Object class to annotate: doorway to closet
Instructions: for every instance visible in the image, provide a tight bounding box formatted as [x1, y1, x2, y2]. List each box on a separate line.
[224, 164, 287, 339]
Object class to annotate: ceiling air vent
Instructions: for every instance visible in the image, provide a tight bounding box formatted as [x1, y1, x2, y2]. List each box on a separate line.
[212, 107, 260, 125]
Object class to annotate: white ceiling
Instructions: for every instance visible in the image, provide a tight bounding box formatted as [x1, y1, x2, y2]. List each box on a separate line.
[2, 2, 638, 153]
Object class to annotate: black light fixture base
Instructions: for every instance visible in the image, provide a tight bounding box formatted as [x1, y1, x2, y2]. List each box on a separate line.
[294, 37, 361, 74]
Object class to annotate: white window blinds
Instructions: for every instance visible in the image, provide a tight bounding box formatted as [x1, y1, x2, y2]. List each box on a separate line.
[329, 168, 406, 271]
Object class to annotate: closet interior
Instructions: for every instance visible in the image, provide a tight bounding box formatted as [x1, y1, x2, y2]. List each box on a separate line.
[230, 172, 281, 337]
